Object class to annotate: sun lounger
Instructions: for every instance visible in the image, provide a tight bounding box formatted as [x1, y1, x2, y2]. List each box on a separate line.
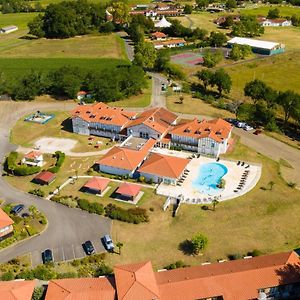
[237, 161, 240, 165]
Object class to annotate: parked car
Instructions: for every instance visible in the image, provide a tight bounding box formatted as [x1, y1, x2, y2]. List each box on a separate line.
[11, 204, 25, 215]
[236, 121, 246, 128]
[42, 249, 53, 264]
[102, 235, 115, 252]
[253, 129, 262, 135]
[21, 212, 30, 218]
[243, 125, 254, 131]
[83, 240, 95, 255]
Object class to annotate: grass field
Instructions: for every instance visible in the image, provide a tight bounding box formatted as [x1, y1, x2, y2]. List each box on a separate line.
[225, 51, 300, 98]
[0, 33, 127, 59]
[167, 93, 234, 118]
[29, 0, 151, 5]
[240, 5, 300, 18]
[106, 139, 300, 269]
[10, 111, 115, 152]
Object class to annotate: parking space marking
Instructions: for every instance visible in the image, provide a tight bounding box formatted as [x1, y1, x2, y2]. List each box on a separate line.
[71, 245, 76, 260]
[74, 244, 86, 260]
[31, 250, 43, 266]
[61, 247, 65, 261]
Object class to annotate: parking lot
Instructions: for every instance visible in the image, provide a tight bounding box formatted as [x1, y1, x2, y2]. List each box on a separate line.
[31, 238, 107, 266]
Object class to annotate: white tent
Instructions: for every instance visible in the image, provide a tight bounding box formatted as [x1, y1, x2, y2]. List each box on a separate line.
[155, 16, 172, 28]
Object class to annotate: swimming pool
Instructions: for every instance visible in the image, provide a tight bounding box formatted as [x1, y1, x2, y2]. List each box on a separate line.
[192, 162, 228, 195]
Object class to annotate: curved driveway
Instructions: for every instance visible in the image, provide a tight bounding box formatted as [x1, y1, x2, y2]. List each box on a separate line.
[0, 101, 111, 265]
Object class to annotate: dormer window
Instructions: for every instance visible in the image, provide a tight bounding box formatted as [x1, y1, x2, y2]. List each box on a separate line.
[184, 127, 191, 133]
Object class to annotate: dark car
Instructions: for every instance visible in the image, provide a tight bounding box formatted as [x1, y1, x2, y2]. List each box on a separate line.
[253, 129, 262, 135]
[11, 204, 25, 215]
[42, 249, 53, 264]
[102, 235, 115, 252]
[83, 240, 95, 255]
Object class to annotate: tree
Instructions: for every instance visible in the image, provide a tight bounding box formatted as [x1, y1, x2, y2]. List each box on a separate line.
[28, 14, 45, 38]
[244, 79, 269, 103]
[277, 90, 300, 125]
[179, 95, 184, 104]
[155, 50, 170, 72]
[134, 42, 157, 69]
[267, 8, 280, 19]
[196, 69, 213, 92]
[229, 44, 252, 61]
[221, 15, 234, 28]
[203, 49, 223, 68]
[190, 233, 208, 255]
[184, 4, 193, 14]
[231, 15, 264, 37]
[211, 69, 232, 97]
[196, 0, 209, 10]
[111, 1, 129, 24]
[226, 0, 237, 10]
[209, 31, 227, 47]
[291, 14, 300, 26]
[116, 241, 124, 255]
[212, 199, 219, 211]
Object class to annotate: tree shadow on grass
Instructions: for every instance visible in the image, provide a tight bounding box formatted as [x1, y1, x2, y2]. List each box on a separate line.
[178, 240, 194, 255]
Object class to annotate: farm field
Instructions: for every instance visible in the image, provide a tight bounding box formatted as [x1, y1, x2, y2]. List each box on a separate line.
[0, 33, 127, 59]
[106, 139, 300, 269]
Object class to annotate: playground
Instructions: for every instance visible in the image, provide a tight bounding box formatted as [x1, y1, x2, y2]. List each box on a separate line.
[24, 111, 55, 124]
[171, 51, 204, 66]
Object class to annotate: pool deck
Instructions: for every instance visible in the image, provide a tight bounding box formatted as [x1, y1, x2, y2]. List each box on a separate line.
[154, 149, 262, 204]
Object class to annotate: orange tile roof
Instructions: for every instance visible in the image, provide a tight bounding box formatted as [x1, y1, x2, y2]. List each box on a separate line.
[34, 171, 56, 183]
[114, 261, 160, 300]
[0, 208, 14, 228]
[138, 153, 189, 179]
[0, 280, 36, 300]
[83, 177, 110, 192]
[116, 183, 141, 197]
[127, 107, 178, 135]
[45, 277, 116, 300]
[151, 31, 166, 38]
[72, 103, 137, 127]
[156, 251, 300, 300]
[96, 139, 156, 171]
[170, 118, 232, 143]
[24, 151, 42, 160]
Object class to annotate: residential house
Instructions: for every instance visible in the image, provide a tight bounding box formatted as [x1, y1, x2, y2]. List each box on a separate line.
[126, 107, 178, 140]
[82, 177, 110, 195]
[95, 138, 156, 177]
[45, 251, 300, 299]
[258, 17, 292, 27]
[0, 208, 14, 241]
[0, 25, 18, 34]
[71, 102, 137, 140]
[138, 153, 189, 185]
[0, 280, 36, 300]
[153, 38, 186, 49]
[115, 182, 141, 201]
[151, 31, 167, 40]
[21, 151, 43, 167]
[33, 171, 56, 185]
[169, 118, 233, 156]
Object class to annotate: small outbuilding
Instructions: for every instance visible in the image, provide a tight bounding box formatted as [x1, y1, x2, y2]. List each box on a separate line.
[0, 25, 18, 34]
[115, 183, 141, 201]
[33, 171, 56, 185]
[82, 177, 110, 195]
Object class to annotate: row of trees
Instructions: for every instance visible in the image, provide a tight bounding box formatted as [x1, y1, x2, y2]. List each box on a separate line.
[28, 0, 107, 38]
[0, 0, 43, 14]
[238, 79, 300, 129]
[0, 65, 146, 101]
[197, 68, 232, 97]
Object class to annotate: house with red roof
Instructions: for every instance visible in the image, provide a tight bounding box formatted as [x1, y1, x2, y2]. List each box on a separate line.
[138, 153, 189, 185]
[33, 171, 56, 185]
[115, 182, 141, 201]
[21, 151, 43, 167]
[71, 102, 137, 140]
[0, 208, 14, 241]
[0, 280, 36, 300]
[169, 118, 233, 157]
[151, 31, 167, 40]
[258, 17, 292, 27]
[44, 251, 300, 300]
[82, 177, 110, 195]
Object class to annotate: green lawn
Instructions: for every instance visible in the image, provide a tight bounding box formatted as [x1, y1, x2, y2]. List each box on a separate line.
[240, 5, 300, 18]
[225, 51, 300, 99]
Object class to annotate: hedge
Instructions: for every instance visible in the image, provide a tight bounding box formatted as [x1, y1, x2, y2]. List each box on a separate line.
[6, 151, 18, 172]
[14, 165, 41, 176]
[48, 151, 65, 173]
[105, 204, 149, 224]
[77, 198, 104, 215]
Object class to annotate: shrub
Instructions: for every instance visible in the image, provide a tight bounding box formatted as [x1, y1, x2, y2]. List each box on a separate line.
[33, 265, 56, 280]
[94, 263, 113, 276]
[1, 271, 15, 281]
[14, 165, 41, 176]
[16, 269, 35, 280]
[31, 287, 45, 300]
[48, 151, 65, 173]
[247, 249, 262, 257]
[190, 233, 208, 255]
[29, 189, 45, 197]
[105, 204, 149, 224]
[59, 197, 78, 208]
[77, 198, 104, 215]
[165, 260, 188, 270]
[227, 253, 242, 260]
[5, 151, 18, 172]
[287, 182, 296, 188]
[56, 272, 78, 279]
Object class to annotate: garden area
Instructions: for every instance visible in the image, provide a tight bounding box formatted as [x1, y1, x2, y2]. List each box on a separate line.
[0, 204, 47, 250]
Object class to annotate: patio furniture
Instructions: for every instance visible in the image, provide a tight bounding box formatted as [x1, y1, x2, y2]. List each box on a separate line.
[241, 162, 245, 166]
[237, 161, 240, 165]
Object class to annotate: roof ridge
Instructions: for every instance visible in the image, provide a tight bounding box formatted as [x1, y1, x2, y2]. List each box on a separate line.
[51, 280, 72, 295]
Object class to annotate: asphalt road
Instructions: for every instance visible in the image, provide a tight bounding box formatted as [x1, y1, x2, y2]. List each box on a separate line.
[0, 101, 112, 265]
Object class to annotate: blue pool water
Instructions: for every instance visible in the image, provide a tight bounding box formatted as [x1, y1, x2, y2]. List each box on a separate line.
[192, 163, 228, 195]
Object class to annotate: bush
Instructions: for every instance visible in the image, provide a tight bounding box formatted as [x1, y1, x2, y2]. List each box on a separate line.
[190, 233, 208, 255]
[77, 198, 104, 215]
[1, 271, 15, 281]
[247, 249, 262, 257]
[56, 272, 78, 279]
[94, 263, 113, 276]
[48, 151, 65, 173]
[59, 197, 78, 208]
[105, 203, 149, 224]
[227, 253, 242, 260]
[32, 287, 45, 300]
[165, 260, 188, 270]
[16, 269, 35, 280]
[29, 188, 45, 197]
[5, 151, 18, 172]
[33, 265, 56, 280]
